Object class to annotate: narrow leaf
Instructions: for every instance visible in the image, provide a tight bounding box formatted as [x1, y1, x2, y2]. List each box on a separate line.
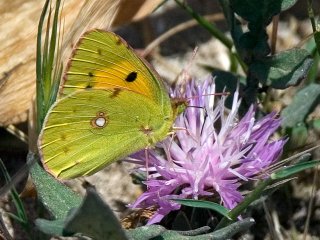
[281, 83, 320, 128]
[173, 199, 230, 219]
[272, 159, 320, 179]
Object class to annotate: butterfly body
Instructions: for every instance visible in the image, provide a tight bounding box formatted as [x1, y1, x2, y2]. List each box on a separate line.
[38, 30, 181, 179]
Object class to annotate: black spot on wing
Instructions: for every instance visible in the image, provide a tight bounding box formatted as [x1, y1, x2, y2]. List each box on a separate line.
[88, 72, 94, 77]
[125, 71, 137, 82]
[116, 37, 122, 45]
[60, 133, 67, 141]
[86, 83, 93, 89]
[86, 72, 94, 89]
[63, 147, 70, 154]
[110, 88, 122, 98]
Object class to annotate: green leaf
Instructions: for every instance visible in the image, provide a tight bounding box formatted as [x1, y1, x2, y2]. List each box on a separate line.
[35, 188, 128, 239]
[280, 0, 299, 10]
[141, 218, 254, 240]
[36, 187, 255, 239]
[127, 225, 167, 240]
[230, 0, 297, 27]
[251, 49, 313, 89]
[172, 199, 231, 219]
[271, 159, 320, 179]
[35, 219, 65, 236]
[281, 83, 320, 128]
[36, 0, 50, 131]
[63, 188, 128, 240]
[36, 0, 62, 132]
[230, 0, 282, 58]
[239, 31, 270, 60]
[210, 218, 255, 240]
[29, 153, 82, 219]
[129, 218, 254, 240]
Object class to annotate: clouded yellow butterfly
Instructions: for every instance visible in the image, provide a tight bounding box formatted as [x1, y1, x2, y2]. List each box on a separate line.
[38, 29, 183, 179]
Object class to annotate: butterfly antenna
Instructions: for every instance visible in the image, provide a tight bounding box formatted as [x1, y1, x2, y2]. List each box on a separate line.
[185, 91, 230, 103]
[172, 47, 198, 89]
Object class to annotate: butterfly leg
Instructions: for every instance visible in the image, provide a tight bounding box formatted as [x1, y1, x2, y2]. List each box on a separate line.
[144, 146, 150, 182]
[171, 126, 198, 143]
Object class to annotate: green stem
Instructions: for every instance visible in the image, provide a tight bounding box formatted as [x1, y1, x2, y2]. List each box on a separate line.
[215, 177, 273, 230]
[307, 0, 320, 56]
[175, 0, 248, 73]
[307, 0, 316, 32]
[175, 0, 233, 49]
[218, 0, 247, 73]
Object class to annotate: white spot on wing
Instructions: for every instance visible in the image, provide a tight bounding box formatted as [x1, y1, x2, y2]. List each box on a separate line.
[95, 117, 106, 127]
[91, 111, 108, 128]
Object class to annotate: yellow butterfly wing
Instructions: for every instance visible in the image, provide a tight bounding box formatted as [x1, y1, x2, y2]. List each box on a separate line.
[39, 89, 174, 179]
[61, 29, 166, 104]
[38, 30, 178, 179]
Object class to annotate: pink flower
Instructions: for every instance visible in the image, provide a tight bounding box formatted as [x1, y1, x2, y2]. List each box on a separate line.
[128, 76, 286, 224]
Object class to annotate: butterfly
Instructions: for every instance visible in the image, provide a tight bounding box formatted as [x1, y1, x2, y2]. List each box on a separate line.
[38, 29, 185, 179]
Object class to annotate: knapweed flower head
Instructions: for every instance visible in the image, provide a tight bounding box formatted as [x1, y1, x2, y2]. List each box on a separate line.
[128, 76, 286, 224]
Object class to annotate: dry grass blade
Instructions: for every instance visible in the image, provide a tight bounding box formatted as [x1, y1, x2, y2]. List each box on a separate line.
[263, 144, 320, 174]
[59, 0, 120, 62]
[303, 166, 319, 240]
[112, 0, 163, 27]
[0, 0, 87, 126]
[5, 125, 28, 143]
[0, 213, 13, 240]
[0, 0, 41, 126]
[143, 13, 224, 57]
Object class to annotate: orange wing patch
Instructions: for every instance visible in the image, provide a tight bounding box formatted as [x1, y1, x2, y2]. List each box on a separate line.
[61, 30, 160, 101]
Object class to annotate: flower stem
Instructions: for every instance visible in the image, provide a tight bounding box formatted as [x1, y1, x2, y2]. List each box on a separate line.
[174, 0, 247, 73]
[174, 0, 232, 49]
[215, 177, 273, 230]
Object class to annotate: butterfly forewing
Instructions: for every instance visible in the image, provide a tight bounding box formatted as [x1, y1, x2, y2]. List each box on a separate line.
[62, 30, 167, 106]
